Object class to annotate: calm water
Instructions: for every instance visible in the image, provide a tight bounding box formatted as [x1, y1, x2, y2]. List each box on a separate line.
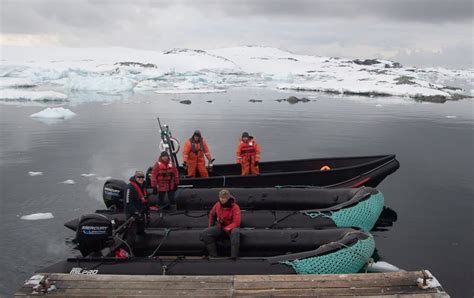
[0, 88, 473, 297]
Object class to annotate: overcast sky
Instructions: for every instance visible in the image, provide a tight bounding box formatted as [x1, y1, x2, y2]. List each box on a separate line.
[1, 0, 472, 68]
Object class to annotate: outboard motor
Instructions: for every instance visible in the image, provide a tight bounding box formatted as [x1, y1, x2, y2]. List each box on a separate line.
[103, 179, 127, 209]
[76, 214, 113, 257]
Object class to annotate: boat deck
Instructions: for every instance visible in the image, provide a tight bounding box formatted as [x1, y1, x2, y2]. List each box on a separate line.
[15, 270, 448, 297]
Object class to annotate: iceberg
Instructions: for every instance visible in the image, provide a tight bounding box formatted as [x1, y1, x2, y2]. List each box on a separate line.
[30, 107, 76, 119]
[20, 213, 54, 220]
[0, 77, 36, 88]
[81, 173, 96, 177]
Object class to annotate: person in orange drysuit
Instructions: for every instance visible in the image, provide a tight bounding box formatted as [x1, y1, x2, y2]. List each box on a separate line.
[236, 132, 261, 176]
[183, 130, 213, 177]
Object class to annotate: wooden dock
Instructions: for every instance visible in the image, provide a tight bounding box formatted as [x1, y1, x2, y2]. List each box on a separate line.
[16, 271, 449, 297]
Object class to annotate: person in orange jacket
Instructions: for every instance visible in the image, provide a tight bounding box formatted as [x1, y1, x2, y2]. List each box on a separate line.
[183, 130, 213, 177]
[236, 132, 261, 176]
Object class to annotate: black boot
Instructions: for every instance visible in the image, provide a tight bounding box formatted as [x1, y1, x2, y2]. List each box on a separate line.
[231, 243, 239, 259]
[206, 243, 218, 257]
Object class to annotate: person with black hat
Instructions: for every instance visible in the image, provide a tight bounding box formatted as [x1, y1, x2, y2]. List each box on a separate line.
[236, 132, 261, 176]
[200, 189, 241, 259]
[150, 151, 180, 210]
[182, 129, 213, 177]
[125, 170, 148, 249]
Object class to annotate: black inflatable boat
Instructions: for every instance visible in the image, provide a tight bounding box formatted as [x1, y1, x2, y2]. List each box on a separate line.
[66, 187, 384, 232]
[43, 222, 375, 275]
[175, 154, 399, 188]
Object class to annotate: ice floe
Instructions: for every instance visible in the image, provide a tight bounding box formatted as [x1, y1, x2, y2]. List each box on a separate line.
[30, 107, 76, 119]
[0, 77, 36, 88]
[61, 179, 75, 184]
[96, 176, 112, 181]
[81, 173, 96, 177]
[28, 171, 43, 176]
[20, 213, 54, 220]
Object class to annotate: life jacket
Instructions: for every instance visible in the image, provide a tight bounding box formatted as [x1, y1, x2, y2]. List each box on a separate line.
[190, 137, 204, 154]
[129, 180, 147, 204]
[208, 197, 241, 231]
[151, 159, 179, 192]
[238, 137, 258, 157]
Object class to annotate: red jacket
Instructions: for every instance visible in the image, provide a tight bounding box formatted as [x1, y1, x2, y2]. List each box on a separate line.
[208, 197, 241, 232]
[150, 158, 179, 192]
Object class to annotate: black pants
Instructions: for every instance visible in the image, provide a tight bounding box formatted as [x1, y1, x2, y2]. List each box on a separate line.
[200, 226, 240, 258]
[158, 190, 175, 206]
[125, 214, 146, 251]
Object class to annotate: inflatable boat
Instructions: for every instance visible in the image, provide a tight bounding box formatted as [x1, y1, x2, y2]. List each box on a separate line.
[42, 224, 374, 275]
[175, 154, 399, 188]
[66, 187, 384, 232]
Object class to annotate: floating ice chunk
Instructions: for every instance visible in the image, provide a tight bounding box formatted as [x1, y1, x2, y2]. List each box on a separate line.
[0, 89, 67, 101]
[81, 173, 96, 177]
[445, 115, 457, 118]
[61, 179, 75, 184]
[0, 77, 36, 88]
[28, 171, 43, 176]
[96, 176, 112, 181]
[367, 261, 404, 273]
[375, 104, 383, 107]
[21, 213, 54, 220]
[30, 107, 76, 119]
[154, 88, 226, 94]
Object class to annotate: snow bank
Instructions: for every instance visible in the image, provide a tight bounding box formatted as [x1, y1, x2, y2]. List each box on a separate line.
[20, 213, 54, 220]
[1, 45, 471, 103]
[0, 89, 67, 102]
[30, 107, 76, 119]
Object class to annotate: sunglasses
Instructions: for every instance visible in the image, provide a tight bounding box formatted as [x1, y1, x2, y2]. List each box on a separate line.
[136, 176, 145, 179]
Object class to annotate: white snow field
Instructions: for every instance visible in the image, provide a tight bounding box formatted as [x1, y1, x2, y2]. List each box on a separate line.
[1, 45, 472, 103]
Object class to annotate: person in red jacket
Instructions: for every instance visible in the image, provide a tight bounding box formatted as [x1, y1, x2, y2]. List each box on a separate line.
[150, 151, 180, 210]
[183, 130, 213, 177]
[200, 189, 241, 258]
[236, 132, 261, 176]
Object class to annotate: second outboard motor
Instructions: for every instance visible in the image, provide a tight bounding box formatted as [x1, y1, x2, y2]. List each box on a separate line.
[76, 214, 113, 257]
[103, 179, 127, 209]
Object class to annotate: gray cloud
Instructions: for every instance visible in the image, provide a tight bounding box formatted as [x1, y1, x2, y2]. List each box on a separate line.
[0, 0, 472, 68]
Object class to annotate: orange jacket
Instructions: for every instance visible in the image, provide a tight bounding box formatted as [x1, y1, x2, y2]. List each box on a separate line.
[183, 138, 212, 163]
[236, 137, 260, 163]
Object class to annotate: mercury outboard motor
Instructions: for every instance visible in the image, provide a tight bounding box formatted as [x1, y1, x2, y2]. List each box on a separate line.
[76, 214, 113, 257]
[103, 179, 127, 209]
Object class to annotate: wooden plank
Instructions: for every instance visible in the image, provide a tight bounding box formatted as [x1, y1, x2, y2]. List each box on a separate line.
[30, 288, 232, 296]
[40, 273, 233, 282]
[234, 271, 423, 282]
[52, 280, 232, 290]
[234, 286, 438, 296]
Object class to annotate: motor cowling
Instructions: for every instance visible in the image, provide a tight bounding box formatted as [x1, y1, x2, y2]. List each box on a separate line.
[103, 179, 127, 209]
[76, 214, 113, 257]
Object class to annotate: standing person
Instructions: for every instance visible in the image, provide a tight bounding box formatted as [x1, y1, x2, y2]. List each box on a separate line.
[236, 132, 261, 176]
[200, 189, 241, 259]
[125, 170, 148, 249]
[151, 151, 180, 210]
[183, 130, 213, 177]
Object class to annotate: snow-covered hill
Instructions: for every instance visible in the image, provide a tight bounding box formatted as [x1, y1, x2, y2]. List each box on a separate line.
[0, 45, 472, 103]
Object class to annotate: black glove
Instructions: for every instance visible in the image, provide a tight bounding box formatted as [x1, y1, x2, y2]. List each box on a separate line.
[254, 161, 259, 166]
[182, 162, 187, 170]
[152, 187, 158, 195]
